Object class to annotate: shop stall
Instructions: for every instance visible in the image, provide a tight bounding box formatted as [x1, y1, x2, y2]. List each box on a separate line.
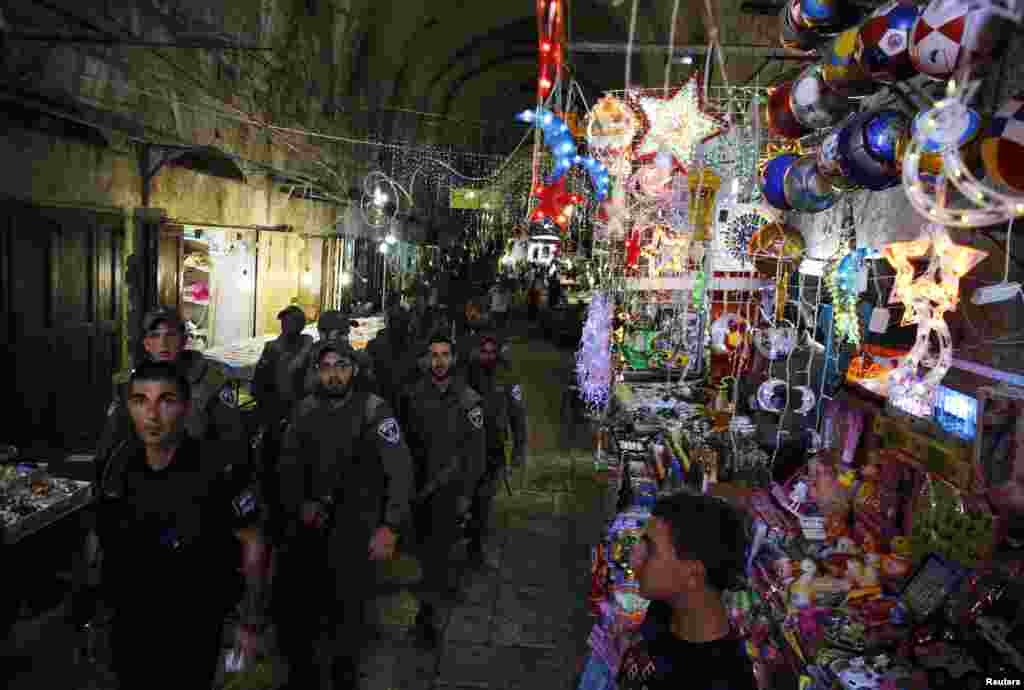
[564, 1, 1024, 687]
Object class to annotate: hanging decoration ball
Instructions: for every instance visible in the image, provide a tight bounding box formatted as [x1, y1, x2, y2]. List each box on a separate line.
[837, 110, 908, 191]
[854, 0, 920, 84]
[909, 0, 1010, 81]
[779, 1, 818, 52]
[911, 106, 985, 184]
[783, 154, 839, 213]
[821, 27, 877, 97]
[799, 0, 841, 29]
[817, 127, 861, 191]
[981, 94, 1024, 194]
[767, 82, 809, 140]
[748, 222, 805, 277]
[586, 95, 638, 160]
[790, 63, 853, 130]
[761, 153, 801, 210]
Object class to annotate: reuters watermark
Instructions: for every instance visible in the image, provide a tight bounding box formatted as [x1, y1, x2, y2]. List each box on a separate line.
[986, 680, 1023, 687]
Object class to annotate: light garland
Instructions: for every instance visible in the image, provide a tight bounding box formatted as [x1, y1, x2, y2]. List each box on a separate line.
[824, 247, 872, 346]
[517, 108, 610, 199]
[629, 74, 727, 171]
[576, 292, 615, 412]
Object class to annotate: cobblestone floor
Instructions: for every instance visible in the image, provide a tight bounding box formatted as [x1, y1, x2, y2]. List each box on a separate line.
[4, 316, 608, 690]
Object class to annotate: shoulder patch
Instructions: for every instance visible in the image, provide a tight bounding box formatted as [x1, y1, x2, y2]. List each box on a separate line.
[219, 384, 238, 407]
[510, 385, 523, 402]
[377, 417, 401, 445]
[232, 489, 258, 519]
[107, 401, 119, 417]
[467, 405, 484, 430]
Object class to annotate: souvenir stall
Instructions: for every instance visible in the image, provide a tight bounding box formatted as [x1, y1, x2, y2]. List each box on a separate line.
[565, 0, 1024, 688]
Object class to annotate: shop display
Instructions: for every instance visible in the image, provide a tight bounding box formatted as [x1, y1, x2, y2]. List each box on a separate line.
[571, 7, 1023, 689]
[0, 462, 91, 545]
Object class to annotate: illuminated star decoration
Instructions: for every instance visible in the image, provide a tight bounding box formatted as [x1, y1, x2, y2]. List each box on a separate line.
[630, 73, 726, 171]
[882, 223, 988, 418]
[640, 225, 691, 276]
[884, 224, 988, 324]
[531, 177, 584, 232]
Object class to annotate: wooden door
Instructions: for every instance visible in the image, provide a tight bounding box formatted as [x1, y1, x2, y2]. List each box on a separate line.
[0, 200, 124, 452]
[157, 223, 184, 312]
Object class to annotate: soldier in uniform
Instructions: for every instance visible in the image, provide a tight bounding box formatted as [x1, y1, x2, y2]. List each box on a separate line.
[275, 340, 413, 690]
[93, 362, 267, 689]
[95, 306, 247, 486]
[366, 305, 418, 413]
[399, 333, 486, 648]
[251, 305, 314, 512]
[465, 331, 528, 569]
[294, 309, 377, 399]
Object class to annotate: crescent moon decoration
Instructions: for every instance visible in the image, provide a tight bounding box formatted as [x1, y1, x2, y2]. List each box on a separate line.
[883, 223, 988, 418]
[904, 89, 1024, 228]
[517, 108, 610, 200]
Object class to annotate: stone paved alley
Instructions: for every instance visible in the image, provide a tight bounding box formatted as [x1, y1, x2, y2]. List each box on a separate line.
[7, 315, 607, 690]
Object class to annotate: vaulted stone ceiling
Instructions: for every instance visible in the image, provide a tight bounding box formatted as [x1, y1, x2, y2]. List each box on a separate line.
[348, 0, 772, 125]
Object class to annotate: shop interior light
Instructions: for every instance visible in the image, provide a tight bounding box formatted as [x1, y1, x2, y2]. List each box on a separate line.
[373, 187, 389, 207]
[378, 242, 389, 254]
[339, 272, 353, 287]
[385, 233, 398, 245]
[681, 55, 694, 65]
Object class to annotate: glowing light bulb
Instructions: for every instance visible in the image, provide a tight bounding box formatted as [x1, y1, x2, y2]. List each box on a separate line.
[340, 272, 353, 287]
[386, 233, 398, 245]
[542, 113, 554, 126]
[373, 187, 389, 207]
[541, 41, 552, 53]
[379, 242, 389, 254]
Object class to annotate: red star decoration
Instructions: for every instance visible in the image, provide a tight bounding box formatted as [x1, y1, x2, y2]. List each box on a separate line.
[531, 177, 585, 232]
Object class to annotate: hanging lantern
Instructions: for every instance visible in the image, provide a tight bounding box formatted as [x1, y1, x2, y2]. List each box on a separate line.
[688, 168, 721, 242]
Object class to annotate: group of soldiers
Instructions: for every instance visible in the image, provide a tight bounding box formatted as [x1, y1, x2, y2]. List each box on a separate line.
[89, 300, 527, 689]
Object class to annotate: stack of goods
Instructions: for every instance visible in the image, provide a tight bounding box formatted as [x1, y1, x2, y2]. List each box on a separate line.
[587, 510, 651, 680]
[0, 463, 91, 544]
[741, 446, 1021, 689]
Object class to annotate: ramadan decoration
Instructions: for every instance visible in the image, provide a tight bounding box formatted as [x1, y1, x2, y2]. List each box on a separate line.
[630, 74, 727, 171]
[784, 154, 839, 213]
[883, 224, 988, 417]
[576, 292, 615, 413]
[837, 110, 908, 191]
[909, 0, 1012, 80]
[854, 0, 920, 84]
[749, 222, 806, 321]
[761, 153, 801, 210]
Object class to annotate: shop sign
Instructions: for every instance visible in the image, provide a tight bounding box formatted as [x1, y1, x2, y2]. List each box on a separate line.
[450, 188, 503, 210]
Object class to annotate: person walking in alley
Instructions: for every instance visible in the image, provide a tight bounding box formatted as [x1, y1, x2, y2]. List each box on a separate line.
[96, 307, 248, 480]
[366, 304, 419, 413]
[488, 279, 511, 332]
[618, 492, 755, 690]
[399, 333, 486, 648]
[464, 331, 527, 570]
[275, 340, 413, 690]
[94, 362, 268, 689]
[251, 305, 314, 515]
[294, 309, 377, 398]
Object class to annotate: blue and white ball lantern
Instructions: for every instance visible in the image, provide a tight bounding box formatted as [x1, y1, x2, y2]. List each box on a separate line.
[761, 153, 800, 211]
[783, 154, 838, 213]
[516, 108, 609, 200]
[855, 0, 920, 84]
[817, 128, 860, 191]
[837, 110, 908, 191]
[790, 63, 852, 130]
[800, 0, 841, 29]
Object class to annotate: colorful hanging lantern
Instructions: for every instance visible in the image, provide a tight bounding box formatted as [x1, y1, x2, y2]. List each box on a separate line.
[784, 154, 839, 213]
[854, 0, 920, 84]
[761, 153, 801, 210]
[981, 94, 1024, 194]
[836, 109, 908, 191]
[909, 0, 1011, 81]
[749, 222, 805, 321]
